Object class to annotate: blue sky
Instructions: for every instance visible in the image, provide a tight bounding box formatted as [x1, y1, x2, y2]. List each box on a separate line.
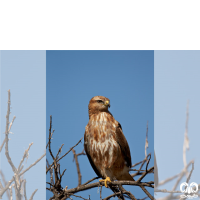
[155, 51, 200, 198]
[46, 50, 154, 199]
[0, 51, 46, 200]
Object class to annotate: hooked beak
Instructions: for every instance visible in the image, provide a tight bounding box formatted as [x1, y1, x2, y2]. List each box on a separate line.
[104, 100, 110, 108]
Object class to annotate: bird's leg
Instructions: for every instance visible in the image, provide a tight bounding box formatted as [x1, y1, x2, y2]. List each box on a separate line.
[99, 176, 111, 188]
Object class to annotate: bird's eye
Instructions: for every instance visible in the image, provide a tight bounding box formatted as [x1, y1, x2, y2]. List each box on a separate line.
[97, 100, 103, 103]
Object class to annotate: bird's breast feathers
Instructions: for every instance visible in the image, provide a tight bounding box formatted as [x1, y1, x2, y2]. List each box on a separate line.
[85, 112, 119, 169]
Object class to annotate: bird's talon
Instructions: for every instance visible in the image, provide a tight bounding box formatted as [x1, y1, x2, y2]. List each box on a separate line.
[99, 177, 111, 187]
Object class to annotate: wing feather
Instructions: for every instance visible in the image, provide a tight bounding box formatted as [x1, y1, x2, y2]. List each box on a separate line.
[115, 122, 132, 167]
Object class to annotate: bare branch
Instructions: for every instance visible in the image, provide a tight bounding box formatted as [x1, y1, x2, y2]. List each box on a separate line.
[119, 185, 137, 200]
[0, 170, 10, 199]
[9, 184, 14, 200]
[0, 138, 6, 153]
[186, 161, 194, 184]
[157, 173, 180, 187]
[103, 192, 122, 200]
[0, 90, 45, 200]
[0, 177, 14, 198]
[46, 137, 83, 174]
[23, 180, 28, 200]
[100, 185, 102, 200]
[48, 116, 55, 161]
[19, 152, 46, 177]
[72, 149, 83, 186]
[8, 116, 16, 133]
[155, 189, 182, 193]
[0, 150, 44, 198]
[131, 153, 152, 179]
[57, 137, 83, 164]
[56, 144, 64, 160]
[29, 189, 38, 200]
[155, 102, 200, 200]
[5, 90, 17, 174]
[69, 194, 89, 200]
[18, 142, 33, 172]
[64, 180, 154, 195]
[83, 176, 99, 185]
[132, 160, 143, 168]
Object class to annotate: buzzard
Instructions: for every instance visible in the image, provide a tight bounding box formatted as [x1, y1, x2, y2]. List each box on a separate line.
[84, 96, 133, 187]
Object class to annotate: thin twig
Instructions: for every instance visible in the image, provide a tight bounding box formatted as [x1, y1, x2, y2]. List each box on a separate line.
[72, 149, 82, 186]
[170, 161, 193, 195]
[0, 138, 6, 152]
[24, 180, 28, 200]
[186, 161, 194, 184]
[0, 170, 10, 199]
[19, 152, 46, 177]
[46, 137, 83, 174]
[83, 176, 99, 185]
[5, 90, 17, 174]
[18, 143, 33, 172]
[29, 189, 38, 200]
[56, 144, 64, 159]
[100, 185, 102, 200]
[48, 116, 55, 161]
[8, 116, 16, 133]
[69, 194, 89, 200]
[131, 153, 152, 179]
[157, 173, 180, 187]
[155, 189, 182, 193]
[9, 184, 14, 200]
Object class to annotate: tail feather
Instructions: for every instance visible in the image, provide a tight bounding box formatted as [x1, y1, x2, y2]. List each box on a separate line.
[116, 172, 134, 181]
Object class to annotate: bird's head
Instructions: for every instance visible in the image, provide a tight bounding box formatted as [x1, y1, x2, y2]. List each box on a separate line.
[88, 96, 110, 118]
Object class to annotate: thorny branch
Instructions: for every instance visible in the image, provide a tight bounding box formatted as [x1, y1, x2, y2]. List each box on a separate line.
[47, 117, 154, 200]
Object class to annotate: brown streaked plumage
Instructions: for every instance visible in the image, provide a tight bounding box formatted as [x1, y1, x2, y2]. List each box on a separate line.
[84, 96, 134, 187]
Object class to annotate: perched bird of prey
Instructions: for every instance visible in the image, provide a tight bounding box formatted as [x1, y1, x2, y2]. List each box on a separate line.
[84, 96, 133, 188]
